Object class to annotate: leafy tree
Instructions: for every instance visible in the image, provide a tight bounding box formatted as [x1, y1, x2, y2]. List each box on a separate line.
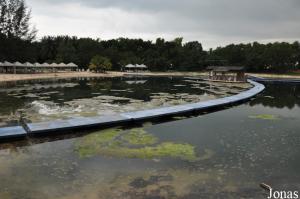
[0, 0, 36, 40]
[89, 55, 112, 73]
[55, 36, 78, 63]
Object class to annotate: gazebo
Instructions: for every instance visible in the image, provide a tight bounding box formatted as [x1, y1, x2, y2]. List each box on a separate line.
[0, 61, 78, 74]
[206, 66, 246, 82]
[136, 64, 148, 70]
[1, 61, 14, 73]
[124, 64, 148, 72]
[124, 64, 135, 71]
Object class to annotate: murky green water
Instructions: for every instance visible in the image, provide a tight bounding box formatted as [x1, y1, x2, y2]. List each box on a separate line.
[0, 80, 299, 198]
[0, 76, 250, 127]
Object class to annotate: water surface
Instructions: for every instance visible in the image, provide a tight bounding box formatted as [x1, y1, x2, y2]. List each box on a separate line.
[0, 82, 299, 198]
[0, 76, 250, 127]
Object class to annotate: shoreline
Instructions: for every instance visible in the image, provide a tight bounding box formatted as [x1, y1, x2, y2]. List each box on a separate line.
[0, 71, 300, 83]
[0, 71, 207, 82]
[0, 72, 124, 82]
[246, 73, 300, 79]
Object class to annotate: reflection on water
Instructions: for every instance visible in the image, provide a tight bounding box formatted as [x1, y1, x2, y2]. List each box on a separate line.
[0, 76, 250, 127]
[250, 83, 300, 109]
[0, 82, 299, 198]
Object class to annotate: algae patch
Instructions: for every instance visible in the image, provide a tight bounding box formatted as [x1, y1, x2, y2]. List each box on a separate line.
[123, 128, 158, 146]
[172, 116, 188, 120]
[249, 114, 279, 120]
[75, 128, 197, 161]
[76, 128, 122, 158]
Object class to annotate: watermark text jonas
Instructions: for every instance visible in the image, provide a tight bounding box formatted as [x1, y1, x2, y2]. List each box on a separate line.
[268, 189, 298, 199]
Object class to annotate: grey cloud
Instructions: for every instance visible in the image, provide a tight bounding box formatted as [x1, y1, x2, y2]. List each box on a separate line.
[27, 0, 300, 47]
[35, 0, 300, 21]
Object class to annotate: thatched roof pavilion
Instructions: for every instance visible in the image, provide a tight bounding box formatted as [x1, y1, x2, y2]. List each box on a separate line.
[13, 62, 24, 67]
[207, 66, 244, 72]
[136, 64, 148, 69]
[125, 64, 135, 68]
[124, 64, 148, 72]
[33, 62, 42, 67]
[24, 62, 34, 67]
[40, 63, 50, 67]
[67, 63, 78, 67]
[206, 66, 246, 82]
[2, 61, 14, 66]
[50, 63, 58, 67]
[0, 61, 78, 74]
[57, 63, 66, 67]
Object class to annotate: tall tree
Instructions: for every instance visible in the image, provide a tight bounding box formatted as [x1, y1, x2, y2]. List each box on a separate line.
[0, 0, 36, 40]
[89, 55, 112, 73]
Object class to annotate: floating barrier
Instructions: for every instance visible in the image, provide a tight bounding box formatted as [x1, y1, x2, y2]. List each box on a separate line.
[0, 80, 265, 141]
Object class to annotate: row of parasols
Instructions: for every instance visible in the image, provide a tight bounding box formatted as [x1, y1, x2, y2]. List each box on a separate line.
[0, 61, 78, 68]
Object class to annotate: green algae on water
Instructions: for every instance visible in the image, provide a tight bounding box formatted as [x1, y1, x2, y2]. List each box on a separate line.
[142, 121, 153, 128]
[123, 128, 158, 145]
[84, 142, 197, 161]
[120, 142, 197, 161]
[76, 128, 122, 158]
[75, 127, 198, 161]
[172, 116, 188, 120]
[249, 114, 280, 120]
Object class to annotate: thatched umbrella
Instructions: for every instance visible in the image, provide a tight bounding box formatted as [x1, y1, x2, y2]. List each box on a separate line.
[41, 63, 51, 67]
[126, 64, 135, 68]
[50, 63, 59, 67]
[33, 62, 42, 67]
[24, 62, 34, 67]
[3, 61, 14, 67]
[124, 64, 137, 72]
[13, 62, 24, 67]
[57, 63, 67, 67]
[140, 64, 147, 69]
[135, 64, 147, 69]
[67, 63, 78, 67]
[0, 61, 13, 73]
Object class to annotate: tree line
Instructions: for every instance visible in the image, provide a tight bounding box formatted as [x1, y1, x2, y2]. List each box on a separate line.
[1, 0, 300, 73]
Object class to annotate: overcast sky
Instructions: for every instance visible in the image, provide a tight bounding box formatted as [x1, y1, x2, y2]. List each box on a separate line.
[27, 0, 300, 49]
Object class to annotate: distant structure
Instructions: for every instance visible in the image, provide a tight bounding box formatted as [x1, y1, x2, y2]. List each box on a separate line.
[0, 61, 78, 74]
[124, 64, 148, 72]
[206, 66, 246, 82]
[125, 80, 147, 85]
